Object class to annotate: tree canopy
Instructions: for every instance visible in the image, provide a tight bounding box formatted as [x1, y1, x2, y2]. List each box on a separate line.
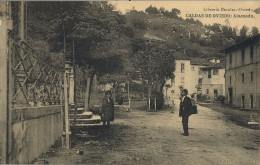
[27, 1, 132, 76]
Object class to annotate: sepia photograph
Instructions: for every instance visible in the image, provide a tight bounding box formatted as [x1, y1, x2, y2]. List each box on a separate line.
[0, 1, 259, 164]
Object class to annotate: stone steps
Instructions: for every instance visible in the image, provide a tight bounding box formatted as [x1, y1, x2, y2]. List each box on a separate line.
[71, 123, 103, 127]
[69, 111, 93, 119]
[70, 107, 84, 114]
[69, 103, 101, 127]
[70, 115, 101, 125]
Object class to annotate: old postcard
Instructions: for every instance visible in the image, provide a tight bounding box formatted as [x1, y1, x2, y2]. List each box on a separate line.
[0, 1, 259, 164]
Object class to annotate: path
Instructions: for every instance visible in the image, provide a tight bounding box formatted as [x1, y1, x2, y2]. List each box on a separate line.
[40, 101, 260, 165]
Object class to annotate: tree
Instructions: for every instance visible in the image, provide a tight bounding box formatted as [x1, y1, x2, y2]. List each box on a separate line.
[125, 10, 147, 31]
[170, 8, 181, 18]
[131, 38, 175, 109]
[159, 7, 170, 17]
[27, 1, 132, 111]
[210, 23, 221, 32]
[145, 5, 159, 14]
[221, 25, 235, 39]
[239, 25, 249, 41]
[251, 27, 259, 36]
[231, 27, 238, 40]
[159, 7, 166, 14]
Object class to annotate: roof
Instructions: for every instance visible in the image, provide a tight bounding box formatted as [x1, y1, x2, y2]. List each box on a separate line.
[221, 34, 260, 53]
[173, 50, 191, 60]
[191, 58, 211, 66]
[190, 58, 225, 69]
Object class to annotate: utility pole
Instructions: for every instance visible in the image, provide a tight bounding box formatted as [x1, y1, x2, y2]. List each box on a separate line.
[147, 20, 152, 111]
[62, 2, 70, 149]
[127, 73, 130, 104]
[64, 72, 70, 149]
[148, 51, 152, 111]
[25, 1, 28, 42]
[60, 79, 64, 147]
[69, 39, 75, 105]
[19, 1, 25, 41]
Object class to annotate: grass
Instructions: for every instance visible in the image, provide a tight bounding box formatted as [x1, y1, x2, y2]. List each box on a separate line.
[199, 103, 260, 129]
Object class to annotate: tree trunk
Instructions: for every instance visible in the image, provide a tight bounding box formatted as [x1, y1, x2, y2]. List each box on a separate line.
[84, 73, 94, 112]
[93, 74, 97, 91]
[152, 79, 161, 92]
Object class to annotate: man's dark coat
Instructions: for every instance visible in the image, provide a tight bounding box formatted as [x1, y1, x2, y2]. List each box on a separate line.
[179, 96, 192, 117]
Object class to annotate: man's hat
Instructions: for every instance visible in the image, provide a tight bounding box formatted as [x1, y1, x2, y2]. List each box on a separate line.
[182, 89, 188, 94]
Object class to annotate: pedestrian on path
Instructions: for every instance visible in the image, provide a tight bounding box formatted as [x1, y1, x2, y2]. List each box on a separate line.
[101, 91, 114, 128]
[179, 89, 192, 136]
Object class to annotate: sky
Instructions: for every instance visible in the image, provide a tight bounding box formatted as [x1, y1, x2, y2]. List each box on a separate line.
[110, 1, 260, 30]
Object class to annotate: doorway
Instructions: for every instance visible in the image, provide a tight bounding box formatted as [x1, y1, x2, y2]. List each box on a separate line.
[250, 95, 253, 108]
[242, 96, 245, 108]
[228, 88, 233, 104]
[214, 89, 218, 99]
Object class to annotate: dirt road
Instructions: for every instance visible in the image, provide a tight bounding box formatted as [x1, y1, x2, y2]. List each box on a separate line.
[40, 101, 259, 165]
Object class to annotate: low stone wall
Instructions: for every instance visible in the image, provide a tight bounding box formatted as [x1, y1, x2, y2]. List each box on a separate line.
[10, 105, 62, 164]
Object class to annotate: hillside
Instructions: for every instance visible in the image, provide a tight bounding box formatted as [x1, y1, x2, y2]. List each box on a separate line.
[125, 11, 237, 59]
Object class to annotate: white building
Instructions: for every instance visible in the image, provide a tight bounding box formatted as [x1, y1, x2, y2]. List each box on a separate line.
[191, 58, 225, 99]
[164, 53, 225, 104]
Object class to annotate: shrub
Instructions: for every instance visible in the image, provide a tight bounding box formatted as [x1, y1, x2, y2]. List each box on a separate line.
[197, 93, 210, 102]
[216, 95, 225, 103]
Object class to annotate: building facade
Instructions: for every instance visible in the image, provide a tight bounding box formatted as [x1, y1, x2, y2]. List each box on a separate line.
[164, 55, 225, 103]
[223, 35, 260, 110]
[198, 67, 225, 99]
[165, 59, 192, 99]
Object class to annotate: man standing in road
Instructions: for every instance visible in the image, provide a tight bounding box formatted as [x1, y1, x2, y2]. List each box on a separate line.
[179, 89, 192, 136]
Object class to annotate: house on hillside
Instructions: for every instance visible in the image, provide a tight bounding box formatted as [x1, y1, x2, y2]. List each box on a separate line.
[163, 53, 225, 103]
[222, 34, 260, 110]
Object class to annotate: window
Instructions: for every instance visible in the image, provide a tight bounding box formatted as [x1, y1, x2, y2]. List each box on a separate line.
[181, 63, 185, 73]
[213, 69, 219, 75]
[242, 73, 244, 83]
[181, 77, 184, 83]
[241, 49, 245, 65]
[230, 76, 232, 84]
[250, 46, 254, 63]
[198, 78, 202, 86]
[208, 70, 211, 78]
[251, 72, 253, 81]
[191, 67, 194, 71]
[229, 54, 232, 64]
[171, 90, 175, 94]
[206, 89, 209, 94]
[198, 68, 203, 75]
[171, 77, 175, 85]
